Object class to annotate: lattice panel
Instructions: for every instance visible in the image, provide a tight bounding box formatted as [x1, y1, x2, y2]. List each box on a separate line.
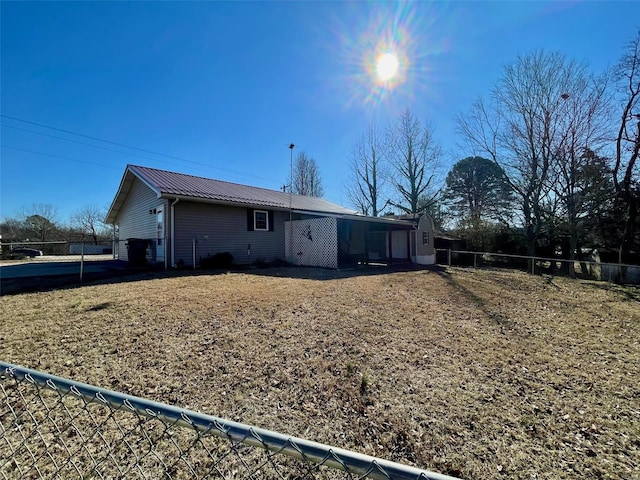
[285, 217, 338, 268]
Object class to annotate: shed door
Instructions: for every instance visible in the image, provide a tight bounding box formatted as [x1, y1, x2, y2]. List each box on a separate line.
[156, 208, 165, 262]
[391, 230, 408, 259]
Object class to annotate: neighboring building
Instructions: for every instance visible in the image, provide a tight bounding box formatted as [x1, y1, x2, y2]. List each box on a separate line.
[388, 213, 463, 251]
[105, 165, 435, 269]
[68, 244, 113, 255]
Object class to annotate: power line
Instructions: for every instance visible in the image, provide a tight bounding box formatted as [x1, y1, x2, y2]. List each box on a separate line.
[0, 114, 285, 187]
[1, 122, 249, 179]
[1, 145, 120, 170]
[1, 114, 188, 162]
[1, 124, 160, 163]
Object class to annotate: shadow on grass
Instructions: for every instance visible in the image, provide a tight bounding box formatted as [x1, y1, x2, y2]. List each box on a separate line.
[435, 268, 514, 327]
[578, 280, 640, 303]
[0, 261, 447, 295]
[242, 262, 446, 281]
[86, 302, 114, 312]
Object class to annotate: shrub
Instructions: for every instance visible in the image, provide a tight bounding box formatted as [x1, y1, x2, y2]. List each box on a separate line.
[256, 258, 289, 268]
[200, 252, 233, 269]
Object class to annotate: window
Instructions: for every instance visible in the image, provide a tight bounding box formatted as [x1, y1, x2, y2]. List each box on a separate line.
[422, 231, 429, 245]
[247, 208, 273, 231]
[156, 209, 163, 246]
[254, 210, 268, 231]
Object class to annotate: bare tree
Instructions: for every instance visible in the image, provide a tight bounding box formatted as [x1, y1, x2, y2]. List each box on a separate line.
[71, 205, 108, 245]
[458, 52, 607, 263]
[290, 151, 324, 197]
[0, 217, 27, 242]
[23, 204, 60, 242]
[387, 109, 441, 214]
[346, 124, 389, 216]
[547, 71, 610, 274]
[613, 30, 640, 263]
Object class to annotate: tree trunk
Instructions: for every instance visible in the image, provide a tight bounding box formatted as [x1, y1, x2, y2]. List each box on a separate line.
[569, 224, 578, 279]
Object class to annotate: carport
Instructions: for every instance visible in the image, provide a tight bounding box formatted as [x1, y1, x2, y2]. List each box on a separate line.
[285, 213, 434, 269]
[337, 216, 414, 266]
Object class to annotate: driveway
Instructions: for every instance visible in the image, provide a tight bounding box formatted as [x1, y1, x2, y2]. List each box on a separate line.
[0, 259, 127, 279]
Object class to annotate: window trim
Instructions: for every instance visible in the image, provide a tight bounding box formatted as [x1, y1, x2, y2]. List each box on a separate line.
[254, 210, 269, 231]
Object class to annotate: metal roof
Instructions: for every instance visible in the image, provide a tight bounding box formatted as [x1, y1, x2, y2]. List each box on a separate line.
[106, 165, 359, 223]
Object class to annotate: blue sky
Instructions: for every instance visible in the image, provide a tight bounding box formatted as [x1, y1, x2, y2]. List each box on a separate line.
[1, 1, 639, 223]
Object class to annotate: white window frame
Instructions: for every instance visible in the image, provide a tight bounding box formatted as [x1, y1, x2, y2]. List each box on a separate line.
[254, 210, 269, 231]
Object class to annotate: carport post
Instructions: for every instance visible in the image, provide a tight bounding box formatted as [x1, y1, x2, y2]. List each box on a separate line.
[448, 249, 451, 266]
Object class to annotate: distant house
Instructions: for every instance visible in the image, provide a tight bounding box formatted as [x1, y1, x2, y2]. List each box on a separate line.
[387, 213, 464, 251]
[105, 165, 435, 269]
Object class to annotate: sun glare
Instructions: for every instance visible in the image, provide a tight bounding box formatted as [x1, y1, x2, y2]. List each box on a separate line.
[376, 52, 400, 82]
[333, 2, 444, 107]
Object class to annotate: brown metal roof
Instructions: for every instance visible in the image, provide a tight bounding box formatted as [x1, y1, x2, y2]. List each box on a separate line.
[134, 165, 358, 213]
[106, 165, 358, 223]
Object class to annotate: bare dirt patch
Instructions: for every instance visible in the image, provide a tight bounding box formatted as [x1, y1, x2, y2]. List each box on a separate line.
[1, 266, 638, 479]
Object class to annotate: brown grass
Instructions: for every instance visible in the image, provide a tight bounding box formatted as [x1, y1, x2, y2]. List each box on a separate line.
[1, 266, 639, 479]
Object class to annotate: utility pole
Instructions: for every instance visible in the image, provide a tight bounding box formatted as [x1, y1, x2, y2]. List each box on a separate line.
[288, 143, 295, 264]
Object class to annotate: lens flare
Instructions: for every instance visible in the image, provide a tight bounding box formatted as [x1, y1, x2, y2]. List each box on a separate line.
[376, 52, 400, 82]
[328, 2, 449, 111]
[362, 22, 411, 95]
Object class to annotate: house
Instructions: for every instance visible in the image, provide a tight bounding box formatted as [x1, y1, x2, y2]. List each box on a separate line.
[105, 165, 435, 269]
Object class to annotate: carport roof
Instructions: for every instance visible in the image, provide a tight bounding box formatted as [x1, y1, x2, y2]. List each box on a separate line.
[296, 210, 415, 227]
[106, 165, 362, 223]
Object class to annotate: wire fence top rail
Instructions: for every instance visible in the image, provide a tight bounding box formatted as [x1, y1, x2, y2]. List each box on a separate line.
[0, 242, 69, 246]
[435, 249, 640, 270]
[0, 361, 459, 480]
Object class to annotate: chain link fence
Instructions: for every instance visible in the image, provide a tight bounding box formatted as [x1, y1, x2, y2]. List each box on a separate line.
[0, 241, 115, 263]
[0, 241, 125, 294]
[0, 362, 457, 480]
[435, 249, 640, 285]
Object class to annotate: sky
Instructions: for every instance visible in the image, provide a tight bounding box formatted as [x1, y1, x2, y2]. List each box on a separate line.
[1, 1, 639, 224]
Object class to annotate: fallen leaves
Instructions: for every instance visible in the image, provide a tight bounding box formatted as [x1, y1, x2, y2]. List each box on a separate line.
[1, 267, 638, 479]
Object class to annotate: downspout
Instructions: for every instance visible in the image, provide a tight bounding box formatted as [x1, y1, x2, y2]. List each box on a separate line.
[170, 198, 180, 267]
[416, 224, 418, 264]
[112, 224, 117, 260]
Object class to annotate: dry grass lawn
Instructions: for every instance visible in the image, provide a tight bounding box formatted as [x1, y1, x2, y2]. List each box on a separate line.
[1, 266, 639, 479]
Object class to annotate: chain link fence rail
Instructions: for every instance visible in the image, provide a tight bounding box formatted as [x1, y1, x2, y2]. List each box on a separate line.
[0, 362, 458, 480]
[435, 249, 640, 285]
[0, 241, 127, 295]
[1, 241, 116, 283]
[1, 241, 116, 262]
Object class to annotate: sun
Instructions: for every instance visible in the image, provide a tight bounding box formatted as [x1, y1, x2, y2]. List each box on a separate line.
[376, 52, 400, 82]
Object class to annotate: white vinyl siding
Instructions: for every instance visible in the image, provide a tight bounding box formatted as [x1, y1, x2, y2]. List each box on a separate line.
[113, 178, 163, 262]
